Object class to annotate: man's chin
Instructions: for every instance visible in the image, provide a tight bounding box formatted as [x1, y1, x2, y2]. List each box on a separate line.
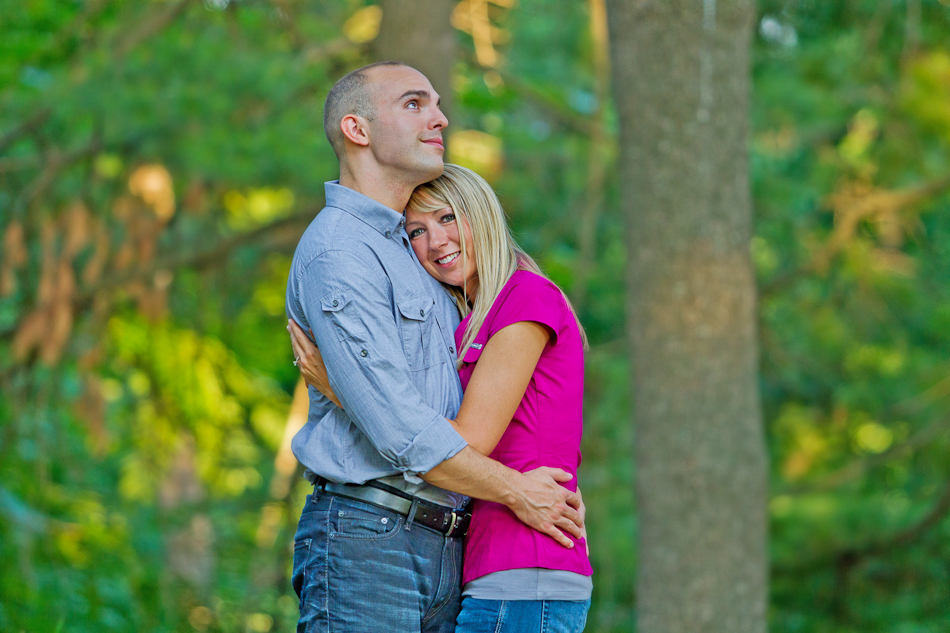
[415, 160, 445, 185]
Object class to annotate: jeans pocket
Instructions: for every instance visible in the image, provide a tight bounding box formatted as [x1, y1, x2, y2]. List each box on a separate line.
[291, 538, 313, 601]
[329, 500, 402, 540]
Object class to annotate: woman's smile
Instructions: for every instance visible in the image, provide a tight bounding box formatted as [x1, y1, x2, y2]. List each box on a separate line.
[436, 251, 460, 266]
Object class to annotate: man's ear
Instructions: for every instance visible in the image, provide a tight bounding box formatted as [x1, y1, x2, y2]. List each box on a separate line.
[340, 114, 370, 147]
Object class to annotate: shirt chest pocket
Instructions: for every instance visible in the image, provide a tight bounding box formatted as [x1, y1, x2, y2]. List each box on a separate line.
[396, 295, 439, 371]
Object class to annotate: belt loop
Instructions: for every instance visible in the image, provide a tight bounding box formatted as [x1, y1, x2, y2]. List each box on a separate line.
[404, 498, 419, 531]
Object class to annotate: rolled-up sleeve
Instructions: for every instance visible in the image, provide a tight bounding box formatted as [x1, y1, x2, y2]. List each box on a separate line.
[298, 250, 467, 474]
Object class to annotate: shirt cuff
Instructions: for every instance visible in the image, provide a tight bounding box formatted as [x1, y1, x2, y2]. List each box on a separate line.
[392, 414, 468, 474]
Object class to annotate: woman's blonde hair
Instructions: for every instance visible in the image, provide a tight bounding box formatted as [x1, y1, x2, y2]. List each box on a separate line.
[407, 164, 587, 369]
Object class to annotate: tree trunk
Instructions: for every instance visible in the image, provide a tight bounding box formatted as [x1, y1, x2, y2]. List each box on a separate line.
[373, 0, 456, 129]
[604, 1, 768, 631]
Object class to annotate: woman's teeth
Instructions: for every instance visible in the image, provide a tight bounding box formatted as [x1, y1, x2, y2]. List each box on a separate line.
[436, 252, 460, 265]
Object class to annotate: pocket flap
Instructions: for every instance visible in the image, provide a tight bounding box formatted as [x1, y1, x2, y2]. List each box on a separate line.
[321, 294, 350, 312]
[397, 296, 433, 321]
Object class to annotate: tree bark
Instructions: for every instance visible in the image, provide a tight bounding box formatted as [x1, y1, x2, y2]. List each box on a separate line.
[373, 0, 456, 129]
[605, 1, 768, 631]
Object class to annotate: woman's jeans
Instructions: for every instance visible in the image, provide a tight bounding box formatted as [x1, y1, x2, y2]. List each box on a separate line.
[455, 596, 591, 633]
[292, 490, 463, 633]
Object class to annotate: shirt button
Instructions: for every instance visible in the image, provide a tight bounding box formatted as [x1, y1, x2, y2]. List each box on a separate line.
[450, 347, 455, 353]
[419, 309, 425, 317]
[332, 299, 339, 307]
[360, 349, 368, 357]
[385, 230, 392, 238]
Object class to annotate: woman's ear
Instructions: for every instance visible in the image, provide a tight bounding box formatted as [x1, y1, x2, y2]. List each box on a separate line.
[340, 114, 370, 147]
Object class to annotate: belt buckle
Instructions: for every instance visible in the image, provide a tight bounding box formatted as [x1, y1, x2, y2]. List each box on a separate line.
[445, 511, 458, 536]
[446, 510, 470, 538]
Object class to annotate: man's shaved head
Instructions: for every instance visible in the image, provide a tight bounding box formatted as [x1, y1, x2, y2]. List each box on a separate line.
[323, 61, 407, 160]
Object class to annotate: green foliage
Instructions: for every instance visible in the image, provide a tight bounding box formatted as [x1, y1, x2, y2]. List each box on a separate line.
[2, 0, 950, 631]
[753, 2, 950, 630]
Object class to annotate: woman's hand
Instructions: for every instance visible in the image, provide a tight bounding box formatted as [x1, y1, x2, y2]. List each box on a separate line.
[288, 319, 342, 408]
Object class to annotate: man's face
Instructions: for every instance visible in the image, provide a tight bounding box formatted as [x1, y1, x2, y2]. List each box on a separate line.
[365, 66, 448, 185]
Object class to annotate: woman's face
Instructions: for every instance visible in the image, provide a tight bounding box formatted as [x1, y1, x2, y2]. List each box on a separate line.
[405, 205, 478, 295]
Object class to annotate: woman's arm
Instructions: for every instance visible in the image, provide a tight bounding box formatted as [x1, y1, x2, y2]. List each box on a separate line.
[288, 319, 342, 408]
[453, 320, 550, 455]
[291, 314, 550, 455]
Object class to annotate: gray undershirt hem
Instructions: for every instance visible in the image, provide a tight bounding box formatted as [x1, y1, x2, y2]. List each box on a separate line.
[462, 568, 593, 601]
[375, 474, 467, 509]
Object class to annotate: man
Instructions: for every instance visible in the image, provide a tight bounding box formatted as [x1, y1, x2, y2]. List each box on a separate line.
[285, 61, 582, 633]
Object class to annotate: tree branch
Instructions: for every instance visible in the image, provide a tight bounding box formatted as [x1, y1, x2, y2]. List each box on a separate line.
[496, 69, 600, 137]
[0, 208, 319, 343]
[776, 480, 950, 576]
[11, 138, 103, 216]
[779, 414, 950, 496]
[113, 0, 193, 59]
[0, 108, 52, 155]
[760, 172, 950, 300]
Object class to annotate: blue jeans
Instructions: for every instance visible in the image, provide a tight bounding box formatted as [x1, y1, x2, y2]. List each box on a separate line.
[455, 596, 591, 633]
[292, 490, 464, 633]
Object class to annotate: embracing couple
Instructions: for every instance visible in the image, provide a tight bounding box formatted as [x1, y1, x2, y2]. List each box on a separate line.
[285, 61, 592, 633]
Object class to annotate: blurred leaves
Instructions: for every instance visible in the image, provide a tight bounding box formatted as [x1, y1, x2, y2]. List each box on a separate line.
[342, 5, 382, 44]
[1, 1, 950, 632]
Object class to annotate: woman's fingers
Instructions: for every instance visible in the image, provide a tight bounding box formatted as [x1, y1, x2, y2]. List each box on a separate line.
[288, 319, 321, 366]
[288, 319, 308, 350]
[288, 326, 305, 361]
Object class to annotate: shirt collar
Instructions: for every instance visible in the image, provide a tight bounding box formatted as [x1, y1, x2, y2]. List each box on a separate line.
[324, 181, 406, 239]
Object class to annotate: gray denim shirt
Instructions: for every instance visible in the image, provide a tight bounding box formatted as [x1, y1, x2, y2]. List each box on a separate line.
[286, 182, 467, 505]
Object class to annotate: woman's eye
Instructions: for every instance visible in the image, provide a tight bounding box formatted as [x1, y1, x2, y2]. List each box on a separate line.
[408, 228, 424, 239]
[442, 214, 455, 223]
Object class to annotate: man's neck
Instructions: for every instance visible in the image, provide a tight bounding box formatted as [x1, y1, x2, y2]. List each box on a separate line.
[339, 167, 415, 213]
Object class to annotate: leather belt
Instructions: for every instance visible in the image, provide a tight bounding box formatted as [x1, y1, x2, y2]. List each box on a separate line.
[314, 477, 471, 538]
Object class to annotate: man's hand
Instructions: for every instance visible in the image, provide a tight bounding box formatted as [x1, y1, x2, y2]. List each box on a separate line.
[576, 484, 589, 556]
[508, 467, 583, 549]
[421, 448, 583, 549]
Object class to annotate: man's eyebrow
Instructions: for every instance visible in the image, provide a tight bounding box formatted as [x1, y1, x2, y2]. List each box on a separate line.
[396, 89, 432, 103]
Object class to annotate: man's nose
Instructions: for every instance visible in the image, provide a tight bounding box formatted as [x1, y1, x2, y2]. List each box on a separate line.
[430, 105, 448, 130]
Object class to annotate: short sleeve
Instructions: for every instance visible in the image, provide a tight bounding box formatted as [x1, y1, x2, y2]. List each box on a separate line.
[487, 272, 565, 344]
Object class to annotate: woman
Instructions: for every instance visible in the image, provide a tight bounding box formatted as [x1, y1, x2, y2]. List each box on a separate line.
[291, 164, 592, 632]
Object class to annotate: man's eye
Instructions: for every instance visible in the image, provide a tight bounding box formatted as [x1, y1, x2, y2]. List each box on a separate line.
[406, 100, 419, 109]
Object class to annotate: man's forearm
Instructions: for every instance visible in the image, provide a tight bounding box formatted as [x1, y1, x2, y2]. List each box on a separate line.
[419, 445, 519, 504]
[420, 445, 583, 548]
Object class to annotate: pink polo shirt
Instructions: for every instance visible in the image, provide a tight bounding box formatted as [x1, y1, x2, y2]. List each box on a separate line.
[456, 270, 592, 584]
